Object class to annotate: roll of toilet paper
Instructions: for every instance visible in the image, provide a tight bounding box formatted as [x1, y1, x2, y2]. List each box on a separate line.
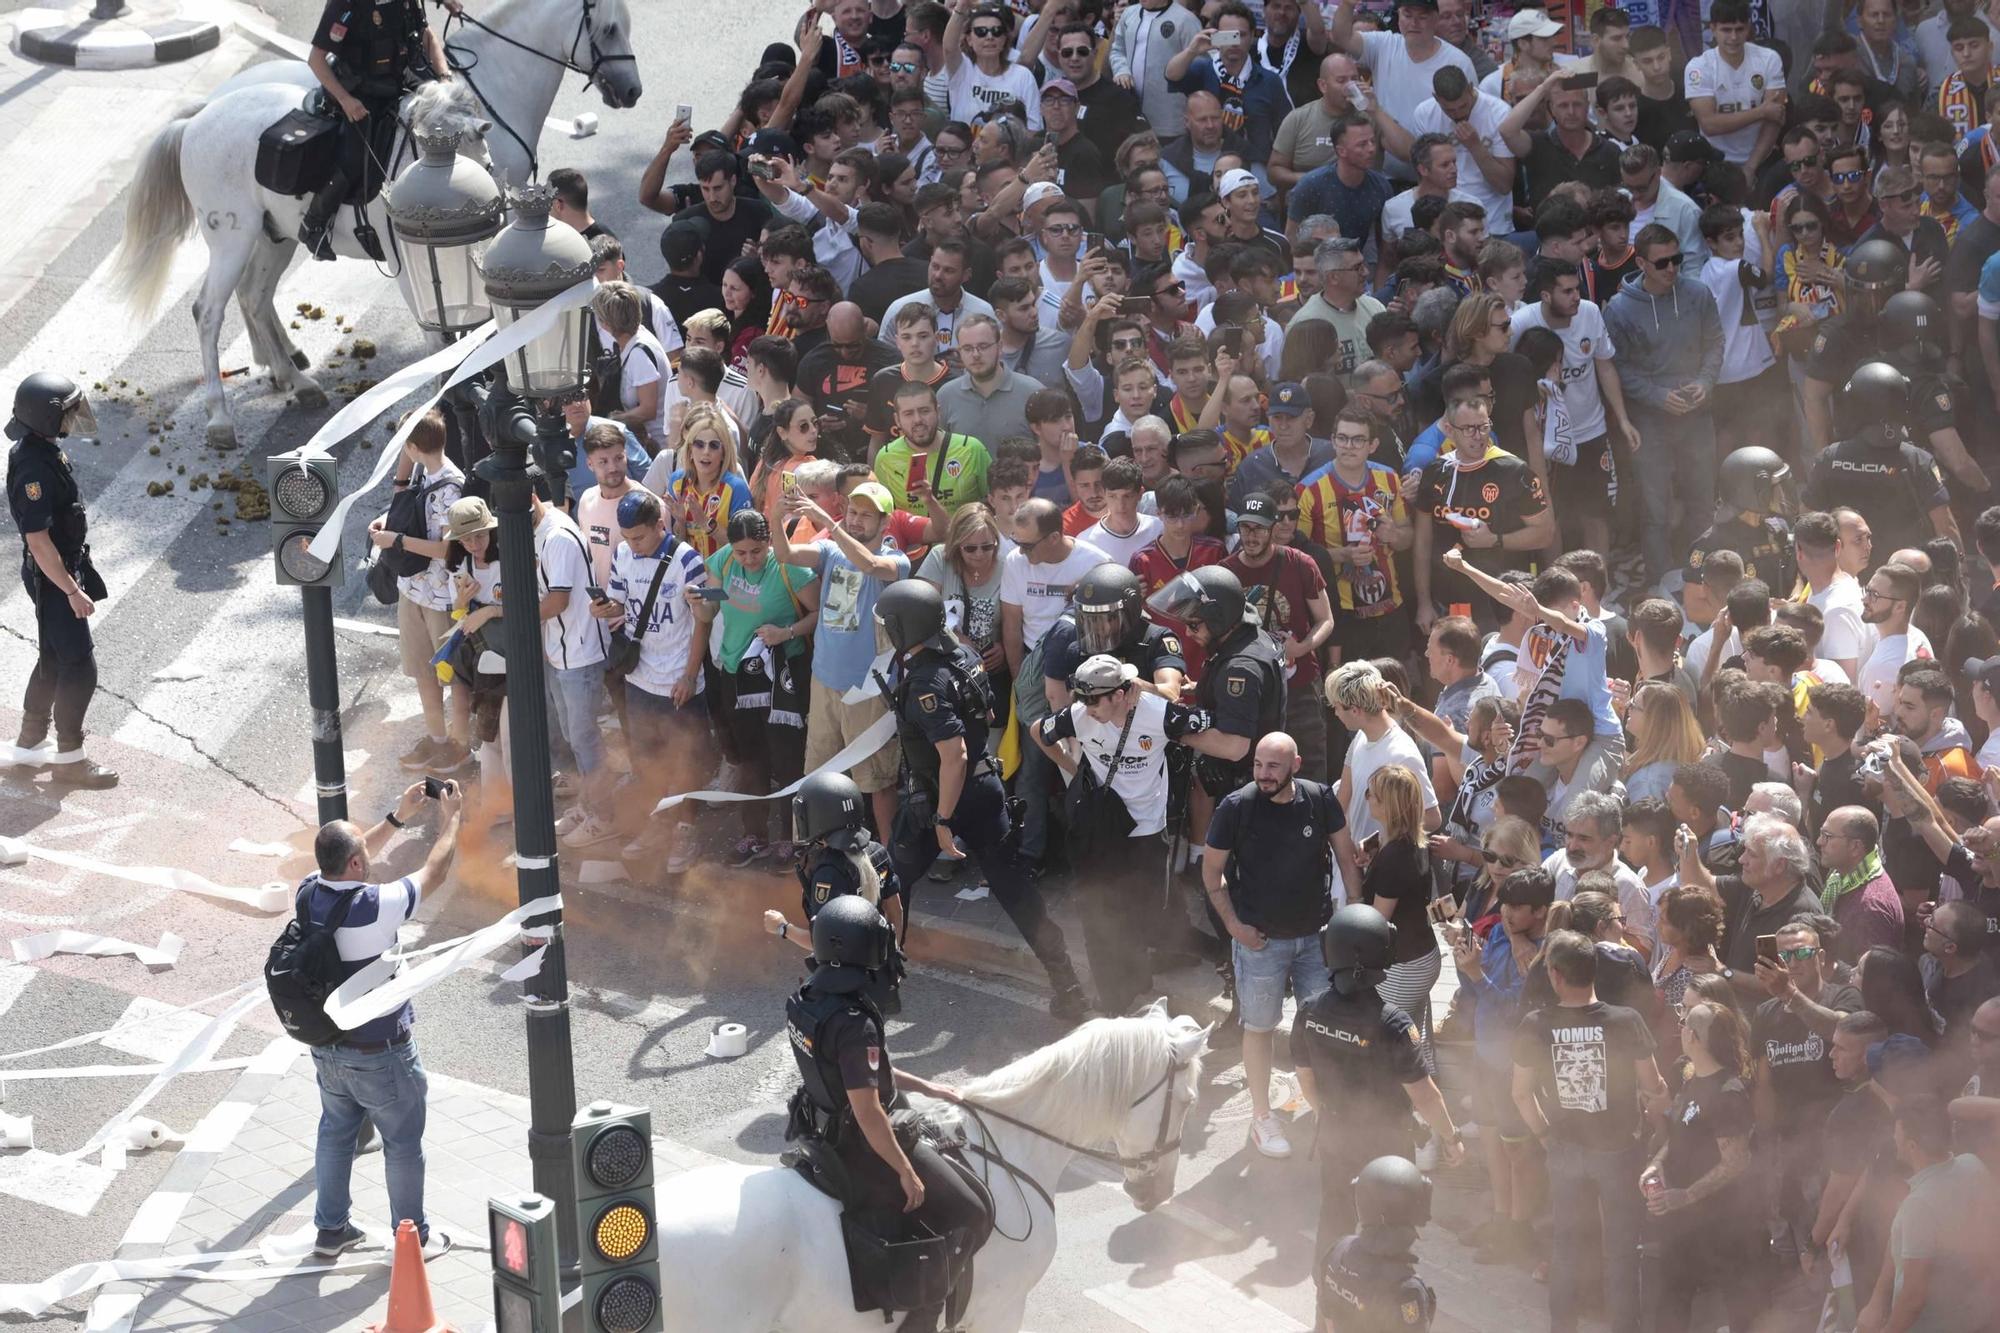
[121, 1117, 175, 1149]
[572, 113, 599, 138]
[0, 1112, 33, 1149]
[704, 1022, 748, 1059]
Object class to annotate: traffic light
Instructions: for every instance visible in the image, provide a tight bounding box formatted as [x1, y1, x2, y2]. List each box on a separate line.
[572, 1100, 662, 1333]
[488, 1192, 562, 1333]
[267, 448, 343, 587]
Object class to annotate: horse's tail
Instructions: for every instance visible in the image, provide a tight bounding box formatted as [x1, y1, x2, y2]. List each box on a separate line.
[110, 110, 196, 319]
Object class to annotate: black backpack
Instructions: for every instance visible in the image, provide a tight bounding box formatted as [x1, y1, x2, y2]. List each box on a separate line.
[265, 876, 363, 1047]
[377, 472, 455, 578]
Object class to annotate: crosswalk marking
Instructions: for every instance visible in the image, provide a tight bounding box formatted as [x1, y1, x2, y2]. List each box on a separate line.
[0, 963, 33, 1022]
[1085, 1263, 1310, 1332]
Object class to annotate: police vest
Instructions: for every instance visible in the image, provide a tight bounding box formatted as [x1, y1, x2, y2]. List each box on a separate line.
[1322, 1234, 1434, 1332]
[786, 985, 885, 1127]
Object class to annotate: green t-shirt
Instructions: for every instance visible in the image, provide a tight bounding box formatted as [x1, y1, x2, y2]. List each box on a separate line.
[874, 432, 991, 514]
[705, 545, 815, 671]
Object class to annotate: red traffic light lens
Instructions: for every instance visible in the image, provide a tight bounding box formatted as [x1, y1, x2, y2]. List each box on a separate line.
[498, 1216, 528, 1276]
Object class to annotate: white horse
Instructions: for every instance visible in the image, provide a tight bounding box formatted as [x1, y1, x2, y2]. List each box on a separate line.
[654, 1001, 1212, 1333]
[107, 0, 641, 447]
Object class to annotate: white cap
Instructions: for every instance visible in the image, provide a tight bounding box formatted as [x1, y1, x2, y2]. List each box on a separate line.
[1021, 180, 1063, 212]
[1218, 167, 1259, 199]
[1505, 8, 1563, 39]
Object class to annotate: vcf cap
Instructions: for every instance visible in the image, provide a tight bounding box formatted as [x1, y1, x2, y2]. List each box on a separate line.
[1268, 382, 1310, 416]
[1237, 494, 1280, 528]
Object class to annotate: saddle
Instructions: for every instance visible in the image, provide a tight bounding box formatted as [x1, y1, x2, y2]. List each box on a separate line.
[783, 1110, 995, 1330]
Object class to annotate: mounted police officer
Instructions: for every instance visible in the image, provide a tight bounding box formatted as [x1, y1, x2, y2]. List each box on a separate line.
[300, 0, 460, 260]
[1317, 1156, 1439, 1333]
[1685, 446, 1796, 597]
[875, 579, 1091, 1023]
[1801, 362, 1960, 555]
[1291, 905, 1463, 1264]
[765, 770, 907, 1012]
[783, 896, 989, 1333]
[6, 374, 115, 788]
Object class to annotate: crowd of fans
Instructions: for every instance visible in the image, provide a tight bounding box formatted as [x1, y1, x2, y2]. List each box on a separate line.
[373, 0, 2000, 1325]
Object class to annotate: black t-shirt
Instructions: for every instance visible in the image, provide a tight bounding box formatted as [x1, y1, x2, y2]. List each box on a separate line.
[1716, 750, 1769, 812]
[1807, 749, 1874, 835]
[1361, 838, 1439, 965]
[1290, 985, 1429, 1143]
[1930, 956, 2000, 1039]
[1206, 778, 1342, 937]
[1854, 218, 1951, 284]
[1753, 982, 1861, 1128]
[1947, 214, 2000, 298]
[864, 362, 962, 438]
[1415, 447, 1549, 609]
[667, 190, 777, 285]
[849, 256, 931, 323]
[652, 273, 724, 331]
[1716, 876, 1821, 974]
[1661, 1070, 1754, 1195]
[1054, 133, 1112, 205]
[1882, 814, 1944, 908]
[1942, 844, 2000, 960]
[797, 338, 898, 456]
[1636, 91, 1697, 151]
[1595, 942, 1657, 1019]
[1519, 129, 1622, 212]
[1511, 1000, 1656, 1151]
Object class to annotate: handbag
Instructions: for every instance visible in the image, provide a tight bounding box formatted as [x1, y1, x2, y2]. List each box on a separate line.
[1063, 704, 1139, 866]
[604, 540, 676, 683]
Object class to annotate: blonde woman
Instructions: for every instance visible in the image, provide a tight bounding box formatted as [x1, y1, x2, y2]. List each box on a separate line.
[1623, 682, 1706, 802]
[1360, 765, 1443, 1061]
[917, 502, 1007, 675]
[657, 403, 753, 561]
[590, 281, 668, 450]
[1458, 814, 1542, 925]
[1425, 292, 1539, 463]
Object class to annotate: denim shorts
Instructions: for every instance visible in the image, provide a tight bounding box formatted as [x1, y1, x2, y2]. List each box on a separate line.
[1233, 932, 1330, 1032]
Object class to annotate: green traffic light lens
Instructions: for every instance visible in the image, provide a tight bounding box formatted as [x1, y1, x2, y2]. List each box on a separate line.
[585, 1123, 648, 1188]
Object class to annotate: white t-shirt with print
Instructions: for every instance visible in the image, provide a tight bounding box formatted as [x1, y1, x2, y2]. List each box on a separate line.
[1358, 32, 1475, 173]
[1080, 514, 1164, 569]
[396, 459, 464, 612]
[1000, 539, 1111, 649]
[1682, 43, 1785, 165]
[533, 507, 608, 671]
[607, 535, 708, 699]
[946, 58, 1044, 131]
[1510, 299, 1615, 442]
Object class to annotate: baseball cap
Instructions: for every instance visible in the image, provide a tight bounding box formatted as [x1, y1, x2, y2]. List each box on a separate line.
[1040, 77, 1080, 101]
[1021, 180, 1064, 212]
[1966, 655, 2000, 693]
[1238, 494, 1279, 527]
[661, 220, 708, 266]
[1071, 654, 1140, 697]
[1664, 130, 1723, 164]
[845, 481, 895, 515]
[1268, 382, 1310, 416]
[743, 128, 800, 160]
[1505, 8, 1564, 39]
[1218, 167, 1259, 199]
[616, 492, 655, 528]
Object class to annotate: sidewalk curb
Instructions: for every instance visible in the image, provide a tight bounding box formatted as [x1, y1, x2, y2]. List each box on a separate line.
[83, 1037, 302, 1333]
[13, 6, 221, 68]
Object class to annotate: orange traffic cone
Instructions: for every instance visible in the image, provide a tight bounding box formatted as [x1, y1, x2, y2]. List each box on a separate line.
[365, 1219, 460, 1333]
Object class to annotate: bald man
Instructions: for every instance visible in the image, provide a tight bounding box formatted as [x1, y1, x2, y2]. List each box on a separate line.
[796, 299, 897, 460]
[1925, 901, 2000, 1045]
[1269, 53, 1365, 188]
[1204, 730, 1363, 1159]
[1819, 806, 1906, 963]
[1965, 997, 2000, 1095]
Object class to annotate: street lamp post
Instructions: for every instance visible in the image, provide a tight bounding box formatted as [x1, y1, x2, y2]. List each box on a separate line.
[385, 159, 590, 1274]
[474, 183, 596, 1278]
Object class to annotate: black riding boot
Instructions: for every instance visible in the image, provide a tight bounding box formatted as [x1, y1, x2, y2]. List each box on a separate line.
[297, 173, 348, 261]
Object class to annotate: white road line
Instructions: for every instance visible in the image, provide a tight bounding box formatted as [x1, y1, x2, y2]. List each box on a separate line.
[0, 963, 33, 1022]
[1084, 1263, 1310, 1333]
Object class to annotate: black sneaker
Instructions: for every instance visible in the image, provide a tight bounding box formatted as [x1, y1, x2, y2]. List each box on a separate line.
[313, 1222, 366, 1258]
[47, 759, 118, 789]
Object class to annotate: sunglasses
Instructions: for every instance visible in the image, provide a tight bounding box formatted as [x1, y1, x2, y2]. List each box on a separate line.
[1647, 253, 1685, 269]
[958, 540, 999, 553]
[1787, 155, 1822, 173]
[890, 60, 919, 72]
[1882, 188, 1922, 204]
[1480, 849, 1527, 866]
[689, 438, 725, 451]
[1059, 45, 1094, 57]
[970, 24, 1006, 36]
[1831, 169, 1866, 184]
[1275, 508, 1300, 520]
[1155, 280, 1187, 296]
[1777, 946, 1818, 962]
[1045, 222, 1083, 235]
[1111, 336, 1146, 350]
[1790, 218, 1824, 232]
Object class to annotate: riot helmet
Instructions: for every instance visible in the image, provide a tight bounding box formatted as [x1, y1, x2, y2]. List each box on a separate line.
[1322, 903, 1397, 996]
[808, 895, 896, 994]
[1880, 290, 1945, 366]
[1352, 1154, 1434, 1229]
[1839, 361, 1912, 443]
[792, 770, 868, 853]
[1843, 239, 1906, 317]
[875, 578, 946, 654]
[1146, 565, 1250, 639]
[1074, 562, 1145, 656]
[6, 372, 94, 442]
[1717, 446, 1795, 519]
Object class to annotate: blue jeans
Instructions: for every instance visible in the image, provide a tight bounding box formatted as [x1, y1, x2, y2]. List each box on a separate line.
[1232, 932, 1330, 1032]
[1547, 1141, 1645, 1333]
[312, 1041, 430, 1239]
[546, 659, 606, 776]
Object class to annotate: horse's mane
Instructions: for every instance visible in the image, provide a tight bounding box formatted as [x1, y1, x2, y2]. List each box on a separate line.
[940, 1012, 1201, 1145]
[407, 80, 487, 143]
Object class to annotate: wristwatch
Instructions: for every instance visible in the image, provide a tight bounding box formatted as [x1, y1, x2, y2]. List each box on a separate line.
[385, 810, 407, 829]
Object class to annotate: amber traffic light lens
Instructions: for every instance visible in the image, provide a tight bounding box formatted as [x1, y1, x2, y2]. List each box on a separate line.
[591, 1202, 651, 1262]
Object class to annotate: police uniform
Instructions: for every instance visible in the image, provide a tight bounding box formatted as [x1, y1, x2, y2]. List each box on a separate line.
[1038, 616, 1188, 694]
[1290, 984, 1429, 1256]
[1800, 434, 1950, 557]
[8, 427, 106, 768]
[1320, 1230, 1436, 1332]
[1191, 621, 1287, 797]
[306, 0, 438, 242]
[797, 840, 905, 1010]
[887, 641, 1086, 1007]
[1684, 513, 1795, 597]
[1808, 317, 1968, 465]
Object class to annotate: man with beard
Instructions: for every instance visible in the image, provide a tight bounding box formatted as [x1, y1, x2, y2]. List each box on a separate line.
[1891, 668, 1980, 791]
[797, 301, 897, 462]
[876, 380, 992, 515]
[1222, 494, 1335, 784]
[936, 314, 1040, 452]
[849, 202, 931, 325]
[1854, 561, 1935, 717]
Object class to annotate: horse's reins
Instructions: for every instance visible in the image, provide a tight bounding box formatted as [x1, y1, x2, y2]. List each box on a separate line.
[946, 1055, 1190, 1245]
[439, 0, 633, 179]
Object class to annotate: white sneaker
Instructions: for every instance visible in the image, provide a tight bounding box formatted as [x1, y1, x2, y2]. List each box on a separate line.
[559, 812, 618, 848]
[420, 1230, 453, 1261]
[554, 807, 587, 836]
[1250, 1113, 1292, 1159]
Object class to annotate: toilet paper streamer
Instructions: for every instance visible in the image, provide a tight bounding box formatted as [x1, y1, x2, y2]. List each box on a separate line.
[0, 836, 291, 913]
[321, 893, 562, 1031]
[653, 710, 896, 815]
[0, 1245, 392, 1318]
[11, 931, 184, 968]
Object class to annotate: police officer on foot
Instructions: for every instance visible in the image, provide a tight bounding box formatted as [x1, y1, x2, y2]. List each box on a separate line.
[300, 0, 460, 260]
[1800, 238, 1905, 452]
[1318, 1156, 1439, 1333]
[1685, 446, 1797, 597]
[1878, 290, 1989, 494]
[1292, 904, 1464, 1264]
[764, 770, 907, 1012]
[1040, 563, 1189, 704]
[1801, 362, 1960, 554]
[1150, 566, 1287, 801]
[875, 579, 1092, 1022]
[784, 896, 989, 1333]
[7, 374, 115, 788]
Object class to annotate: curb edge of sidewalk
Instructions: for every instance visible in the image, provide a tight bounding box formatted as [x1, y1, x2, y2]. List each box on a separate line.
[84, 1036, 302, 1333]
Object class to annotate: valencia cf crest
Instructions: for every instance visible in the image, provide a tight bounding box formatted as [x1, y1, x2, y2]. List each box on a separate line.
[1578, 337, 1592, 355]
[1138, 735, 1154, 751]
[1937, 392, 1952, 412]
[1751, 73, 1764, 88]
[1481, 482, 1500, 503]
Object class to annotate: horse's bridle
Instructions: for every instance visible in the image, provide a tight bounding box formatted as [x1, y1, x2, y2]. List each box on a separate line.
[440, 0, 635, 178]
